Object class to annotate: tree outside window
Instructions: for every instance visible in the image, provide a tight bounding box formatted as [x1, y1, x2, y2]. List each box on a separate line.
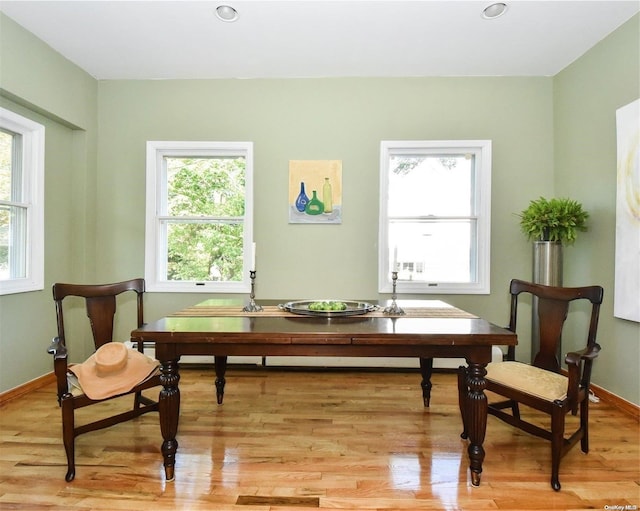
[165, 156, 245, 282]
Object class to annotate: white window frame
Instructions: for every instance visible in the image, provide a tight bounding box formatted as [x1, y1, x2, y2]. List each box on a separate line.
[378, 140, 491, 295]
[145, 141, 253, 293]
[0, 108, 45, 296]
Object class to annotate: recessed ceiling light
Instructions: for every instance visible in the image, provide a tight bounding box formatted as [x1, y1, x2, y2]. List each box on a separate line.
[482, 2, 508, 20]
[216, 5, 239, 22]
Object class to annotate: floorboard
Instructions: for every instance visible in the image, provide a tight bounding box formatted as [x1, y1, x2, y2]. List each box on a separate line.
[0, 367, 638, 510]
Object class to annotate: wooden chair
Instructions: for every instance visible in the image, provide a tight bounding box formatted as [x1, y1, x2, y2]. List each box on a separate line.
[458, 279, 603, 491]
[48, 278, 161, 481]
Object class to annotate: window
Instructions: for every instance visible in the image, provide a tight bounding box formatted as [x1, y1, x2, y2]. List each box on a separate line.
[379, 140, 491, 294]
[0, 108, 45, 295]
[145, 141, 253, 293]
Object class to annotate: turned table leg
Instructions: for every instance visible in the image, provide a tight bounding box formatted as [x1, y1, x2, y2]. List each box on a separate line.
[214, 356, 227, 404]
[465, 361, 488, 486]
[159, 358, 180, 482]
[419, 357, 433, 407]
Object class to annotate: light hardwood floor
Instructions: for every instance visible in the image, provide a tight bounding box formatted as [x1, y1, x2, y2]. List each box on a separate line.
[0, 367, 638, 510]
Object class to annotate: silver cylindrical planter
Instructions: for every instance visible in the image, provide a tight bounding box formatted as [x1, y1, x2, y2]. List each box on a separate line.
[532, 241, 563, 360]
[533, 241, 563, 286]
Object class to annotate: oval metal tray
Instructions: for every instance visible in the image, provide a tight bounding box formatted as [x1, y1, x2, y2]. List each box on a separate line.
[279, 300, 378, 317]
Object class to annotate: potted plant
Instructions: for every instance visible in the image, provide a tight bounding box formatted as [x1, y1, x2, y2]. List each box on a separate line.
[518, 196, 589, 244]
[518, 197, 589, 360]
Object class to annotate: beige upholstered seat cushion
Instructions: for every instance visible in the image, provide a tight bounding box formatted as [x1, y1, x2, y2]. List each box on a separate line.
[66, 369, 84, 397]
[486, 361, 568, 402]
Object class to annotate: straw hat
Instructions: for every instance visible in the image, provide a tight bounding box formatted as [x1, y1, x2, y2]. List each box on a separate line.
[70, 342, 159, 400]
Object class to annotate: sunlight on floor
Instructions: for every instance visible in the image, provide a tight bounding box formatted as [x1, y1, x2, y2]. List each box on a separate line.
[388, 452, 462, 509]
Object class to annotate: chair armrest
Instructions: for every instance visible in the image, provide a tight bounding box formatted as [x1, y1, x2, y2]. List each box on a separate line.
[47, 337, 68, 360]
[564, 343, 601, 409]
[47, 337, 71, 404]
[565, 343, 601, 366]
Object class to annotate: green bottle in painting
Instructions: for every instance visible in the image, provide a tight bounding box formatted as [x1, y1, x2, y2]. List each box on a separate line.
[305, 190, 324, 215]
[323, 178, 333, 213]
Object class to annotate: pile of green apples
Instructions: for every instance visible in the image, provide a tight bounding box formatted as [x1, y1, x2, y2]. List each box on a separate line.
[308, 301, 348, 311]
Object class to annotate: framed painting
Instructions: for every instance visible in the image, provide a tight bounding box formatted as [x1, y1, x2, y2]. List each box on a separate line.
[614, 98, 640, 322]
[288, 160, 342, 224]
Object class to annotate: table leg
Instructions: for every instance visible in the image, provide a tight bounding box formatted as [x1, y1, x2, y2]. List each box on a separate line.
[419, 357, 433, 407]
[465, 361, 488, 486]
[159, 358, 180, 482]
[458, 366, 469, 440]
[214, 356, 227, 404]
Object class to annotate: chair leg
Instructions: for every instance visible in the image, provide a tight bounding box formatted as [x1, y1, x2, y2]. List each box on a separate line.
[580, 397, 589, 453]
[457, 366, 469, 439]
[60, 397, 76, 482]
[550, 406, 565, 491]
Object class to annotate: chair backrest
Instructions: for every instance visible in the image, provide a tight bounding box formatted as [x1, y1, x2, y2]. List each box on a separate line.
[507, 279, 603, 373]
[53, 278, 145, 350]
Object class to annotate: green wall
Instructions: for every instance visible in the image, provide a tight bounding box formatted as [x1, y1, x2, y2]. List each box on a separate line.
[96, 77, 552, 326]
[0, 14, 99, 390]
[0, 12, 637, 405]
[554, 14, 640, 404]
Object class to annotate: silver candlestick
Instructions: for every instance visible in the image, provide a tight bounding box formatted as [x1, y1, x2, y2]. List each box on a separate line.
[243, 270, 263, 312]
[384, 271, 405, 315]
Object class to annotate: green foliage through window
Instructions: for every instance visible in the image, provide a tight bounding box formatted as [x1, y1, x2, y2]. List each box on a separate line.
[165, 157, 246, 282]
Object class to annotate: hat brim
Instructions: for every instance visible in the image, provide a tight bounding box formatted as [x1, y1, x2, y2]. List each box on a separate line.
[70, 345, 159, 400]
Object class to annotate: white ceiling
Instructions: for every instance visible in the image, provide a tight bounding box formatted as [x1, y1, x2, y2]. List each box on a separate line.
[1, 0, 638, 80]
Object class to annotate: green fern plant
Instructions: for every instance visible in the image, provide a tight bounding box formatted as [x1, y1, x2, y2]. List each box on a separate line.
[518, 197, 589, 244]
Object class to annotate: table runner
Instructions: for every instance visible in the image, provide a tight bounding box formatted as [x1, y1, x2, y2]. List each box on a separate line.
[170, 304, 477, 319]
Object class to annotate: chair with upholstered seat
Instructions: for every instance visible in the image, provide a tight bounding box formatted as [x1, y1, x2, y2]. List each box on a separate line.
[458, 278, 604, 491]
[48, 278, 161, 481]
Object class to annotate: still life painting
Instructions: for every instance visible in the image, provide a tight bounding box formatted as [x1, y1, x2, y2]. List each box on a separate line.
[289, 160, 342, 224]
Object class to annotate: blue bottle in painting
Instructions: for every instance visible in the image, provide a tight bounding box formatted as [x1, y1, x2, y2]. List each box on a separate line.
[295, 182, 309, 212]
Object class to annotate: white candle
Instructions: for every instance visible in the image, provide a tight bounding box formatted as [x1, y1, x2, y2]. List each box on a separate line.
[251, 242, 256, 271]
[393, 245, 398, 272]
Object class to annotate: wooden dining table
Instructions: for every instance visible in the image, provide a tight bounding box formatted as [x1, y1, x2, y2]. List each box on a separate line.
[131, 298, 517, 486]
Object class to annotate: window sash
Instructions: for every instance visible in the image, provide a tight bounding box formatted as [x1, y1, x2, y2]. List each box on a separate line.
[145, 141, 253, 293]
[388, 217, 478, 284]
[379, 140, 491, 295]
[0, 108, 44, 296]
[0, 204, 28, 279]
